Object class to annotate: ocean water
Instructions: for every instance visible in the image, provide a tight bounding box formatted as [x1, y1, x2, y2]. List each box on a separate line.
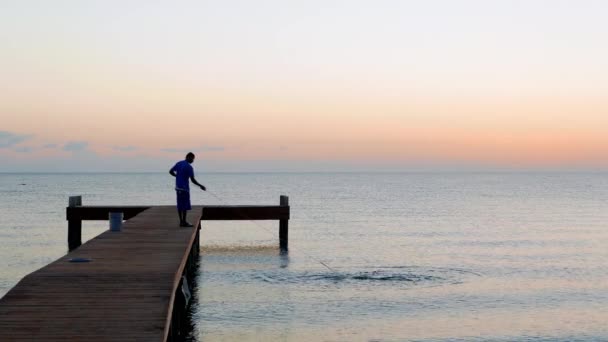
[1, 172, 608, 341]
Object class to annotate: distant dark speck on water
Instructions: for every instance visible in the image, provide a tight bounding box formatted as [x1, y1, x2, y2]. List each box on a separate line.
[19, 183, 26, 185]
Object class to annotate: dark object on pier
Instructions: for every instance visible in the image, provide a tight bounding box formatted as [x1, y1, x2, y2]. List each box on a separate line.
[68, 257, 91, 263]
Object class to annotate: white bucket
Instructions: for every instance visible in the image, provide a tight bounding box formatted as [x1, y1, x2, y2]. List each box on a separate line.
[109, 212, 123, 232]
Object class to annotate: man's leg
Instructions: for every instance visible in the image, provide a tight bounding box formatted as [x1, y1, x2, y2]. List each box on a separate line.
[181, 211, 188, 225]
[181, 211, 193, 227]
[177, 190, 186, 225]
[183, 191, 192, 227]
[177, 210, 184, 225]
[177, 190, 193, 227]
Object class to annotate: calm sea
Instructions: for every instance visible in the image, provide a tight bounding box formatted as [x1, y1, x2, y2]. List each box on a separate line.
[1, 172, 608, 341]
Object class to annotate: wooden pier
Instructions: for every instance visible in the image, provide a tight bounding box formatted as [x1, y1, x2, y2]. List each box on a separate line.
[0, 196, 289, 341]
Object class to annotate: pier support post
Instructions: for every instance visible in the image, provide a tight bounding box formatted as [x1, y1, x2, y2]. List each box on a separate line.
[279, 195, 289, 252]
[68, 196, 82, 251]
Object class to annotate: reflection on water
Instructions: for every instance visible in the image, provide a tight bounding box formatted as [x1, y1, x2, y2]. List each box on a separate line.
[2, 173, 608, 341]
[186, 240, 608, 341]
[188, 245, 608, 341]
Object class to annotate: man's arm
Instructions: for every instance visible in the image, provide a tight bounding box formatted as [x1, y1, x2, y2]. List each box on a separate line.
[169, 165, 177, 177]
[190, 176, 206, 191]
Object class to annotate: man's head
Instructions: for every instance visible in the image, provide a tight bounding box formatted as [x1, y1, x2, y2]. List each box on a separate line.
[185, 152, 195, 164]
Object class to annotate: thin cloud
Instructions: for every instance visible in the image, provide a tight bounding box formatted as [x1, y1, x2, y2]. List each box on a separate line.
[161, 146, 225, 153]
[113, 145, 138, 152]
[43, 143, 58, 149]
[13, 146, 33, 153]
[202, 146, 225, 152]
[0, 131, 33, 148]
[63, 141, 89, 152]
[161, 147, 191, 153]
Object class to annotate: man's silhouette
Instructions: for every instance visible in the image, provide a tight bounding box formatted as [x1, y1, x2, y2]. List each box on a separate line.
[169, 152, 206, 227]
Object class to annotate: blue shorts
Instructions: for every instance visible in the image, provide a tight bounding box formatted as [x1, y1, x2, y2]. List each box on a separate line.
[176, 190, 191, 211]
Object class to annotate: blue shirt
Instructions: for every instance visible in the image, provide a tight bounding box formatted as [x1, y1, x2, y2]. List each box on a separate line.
[171, 160, 194, 191]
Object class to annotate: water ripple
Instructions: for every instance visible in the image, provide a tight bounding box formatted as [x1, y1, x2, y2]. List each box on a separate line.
[253, 266, 481, 287]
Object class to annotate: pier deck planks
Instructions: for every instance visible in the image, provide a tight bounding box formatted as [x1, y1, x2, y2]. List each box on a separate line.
[0, 206, 202, 342]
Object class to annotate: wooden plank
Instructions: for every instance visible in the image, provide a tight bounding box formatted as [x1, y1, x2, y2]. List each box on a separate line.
[66, 205, 151, 220]
[67, 205, 289, 221]
[0, 206, 202, 342]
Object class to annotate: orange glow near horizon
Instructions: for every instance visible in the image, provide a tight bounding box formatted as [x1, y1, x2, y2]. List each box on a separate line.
[4, 93, 607, 168]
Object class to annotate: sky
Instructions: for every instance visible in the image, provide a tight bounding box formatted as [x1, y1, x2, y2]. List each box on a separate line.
[1, 0, 607, 172]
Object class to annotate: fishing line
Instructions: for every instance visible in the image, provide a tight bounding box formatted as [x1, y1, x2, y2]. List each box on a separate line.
[203, 189, 339, 274]
[205, 190, 338, 273]
[203, 190, 481, 283]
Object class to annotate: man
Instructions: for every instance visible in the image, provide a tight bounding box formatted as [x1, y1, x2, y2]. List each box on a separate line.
[169, 152, 206, 227]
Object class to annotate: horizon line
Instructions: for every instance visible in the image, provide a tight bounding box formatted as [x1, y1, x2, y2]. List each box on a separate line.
[2, 169, 608, 174]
